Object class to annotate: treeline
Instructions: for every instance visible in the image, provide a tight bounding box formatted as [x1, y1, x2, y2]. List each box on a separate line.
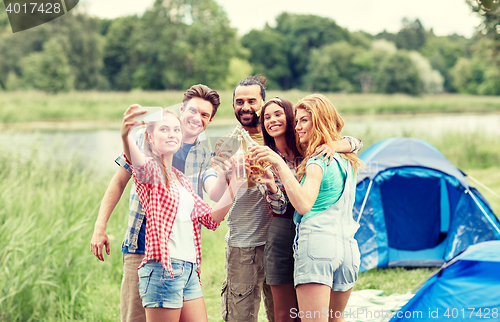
[0, 0, 499, 95]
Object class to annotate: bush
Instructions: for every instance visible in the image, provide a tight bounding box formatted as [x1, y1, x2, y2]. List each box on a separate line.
[21, 39, 74, 93]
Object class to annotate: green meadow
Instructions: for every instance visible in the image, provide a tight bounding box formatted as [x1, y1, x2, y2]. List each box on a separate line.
[1, 90, 500, 321]
[1, 90, 500, 126]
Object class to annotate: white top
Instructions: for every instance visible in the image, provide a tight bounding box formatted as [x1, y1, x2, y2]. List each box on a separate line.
[169, 184, 196, 263]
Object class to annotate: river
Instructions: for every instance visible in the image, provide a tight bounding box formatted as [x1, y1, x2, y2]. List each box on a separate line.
[1, 113, 499, 175]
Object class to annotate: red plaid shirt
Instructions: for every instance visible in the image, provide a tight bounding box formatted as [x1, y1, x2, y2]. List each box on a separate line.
[126, 155, 219, 280]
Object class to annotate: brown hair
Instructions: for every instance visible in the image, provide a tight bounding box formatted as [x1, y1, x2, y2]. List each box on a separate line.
[232, 75, 267, 102]
[260, 97, 301, 165]
[144, 109, 180, 188]
[295, 94, 364, 180]
[183, 84, 220, 120]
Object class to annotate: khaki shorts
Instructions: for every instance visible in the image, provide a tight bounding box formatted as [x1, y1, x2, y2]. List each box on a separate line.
[221, 245, 274, 322]
[121, 253, 146, 322]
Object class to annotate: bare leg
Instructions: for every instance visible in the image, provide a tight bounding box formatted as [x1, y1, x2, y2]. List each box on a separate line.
[328, 288, 352, 322]
[271, 284, 298, 322]
[180, 297, 208, 322]
[296, 283, 331, 322]
[263, 281, 275, 322]
[145, 307, 181, 322]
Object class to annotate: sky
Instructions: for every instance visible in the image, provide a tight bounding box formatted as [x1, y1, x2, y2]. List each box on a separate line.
[81, 0, 482, 38]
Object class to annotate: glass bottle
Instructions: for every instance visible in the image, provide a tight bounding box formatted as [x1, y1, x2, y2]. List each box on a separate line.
[234, 135, 247, 182]
[241, 130, 272, 171]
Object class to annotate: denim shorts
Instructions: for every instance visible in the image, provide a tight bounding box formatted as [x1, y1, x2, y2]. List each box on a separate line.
[293, 230, 360, 292]
[138, 259, 203, 308]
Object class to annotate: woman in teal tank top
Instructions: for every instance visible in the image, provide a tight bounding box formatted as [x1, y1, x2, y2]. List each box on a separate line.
[251, 94, 364, 322]
[252, 97, 361, 322]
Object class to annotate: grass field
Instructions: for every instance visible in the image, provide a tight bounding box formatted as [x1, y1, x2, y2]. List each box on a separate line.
[1, 127, 499, 321]
[1, 90, 500, 125]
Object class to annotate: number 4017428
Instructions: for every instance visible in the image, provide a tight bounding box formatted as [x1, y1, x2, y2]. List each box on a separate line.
[5, 2, 61, 14]
[443, 308, 498, 319]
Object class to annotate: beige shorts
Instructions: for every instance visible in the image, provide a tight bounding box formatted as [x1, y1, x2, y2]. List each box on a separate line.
[221, 245, 274, 322]
[121, 253, 146, 322]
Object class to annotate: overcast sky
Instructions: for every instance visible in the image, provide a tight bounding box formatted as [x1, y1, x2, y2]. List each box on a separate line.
[81, 0, 482, 38]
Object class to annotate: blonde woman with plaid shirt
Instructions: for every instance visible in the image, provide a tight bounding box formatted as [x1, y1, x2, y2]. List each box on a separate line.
[121, 105, 244, 322]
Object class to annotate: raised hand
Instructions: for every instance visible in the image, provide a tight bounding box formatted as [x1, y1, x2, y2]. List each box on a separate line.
[212, 151, 233, 178]
[121, 104, 147, 139]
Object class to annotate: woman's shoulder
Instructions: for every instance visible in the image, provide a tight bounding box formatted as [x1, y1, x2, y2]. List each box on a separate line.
[171, 167, 188, 180]
[172, 167, 195, 190]
[307, 154, 348, 176]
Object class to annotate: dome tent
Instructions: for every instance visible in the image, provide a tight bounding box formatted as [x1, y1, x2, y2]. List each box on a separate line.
[390, 240, 500, 322]
[353, 137, 500, 272]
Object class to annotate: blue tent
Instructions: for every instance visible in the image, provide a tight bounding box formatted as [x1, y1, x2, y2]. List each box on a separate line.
[353, 138, 500, 271]
[390, 240, 500, 321]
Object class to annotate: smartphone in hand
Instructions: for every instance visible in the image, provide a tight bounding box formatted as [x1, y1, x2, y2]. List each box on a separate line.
[135, 107, 163, 122]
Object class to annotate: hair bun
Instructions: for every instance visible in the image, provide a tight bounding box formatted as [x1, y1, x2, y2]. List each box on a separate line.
[251, 75, 267, 89]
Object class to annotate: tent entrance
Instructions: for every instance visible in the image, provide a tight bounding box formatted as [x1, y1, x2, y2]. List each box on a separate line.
[380, 174, 443, 251]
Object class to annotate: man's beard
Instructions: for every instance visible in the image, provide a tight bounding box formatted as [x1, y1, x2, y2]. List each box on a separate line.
[236, 110, 259, 128]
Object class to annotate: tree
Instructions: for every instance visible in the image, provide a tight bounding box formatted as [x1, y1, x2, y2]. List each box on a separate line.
[467, 0, 500, 59]
[395, 18, 427, 51]
[375, 30, 397, 44]
[304, 42, 364, 92]
[478, 66, 500, 94]
[420, 35, 470, 92]
[0, 12, 55, 89]
[373, 51, 423, 95]
[133, 0, 236, 90]
[352, 49, 387, 93]
[21, 38, 74, 93]
[303, 48, 342, 92]
[275, 13, 350, 88]
[408, 51, 444, 94]
[0, 3, 9, 31]
[222, 57, 253, 90]
[372, 39, 397, 54]
[241, 26, 291, 89]
[50, 13, 108, 90]
[451, 36, 500, 94]
[103, 16, 140, 91]
[178, 0, 237, 89]
[349, 31, 373, 49]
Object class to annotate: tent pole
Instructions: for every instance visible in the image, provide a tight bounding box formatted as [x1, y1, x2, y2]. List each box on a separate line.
[467, 190, 500, 236]
[357, 179, 373, 224]
[467, 175, 500, 201]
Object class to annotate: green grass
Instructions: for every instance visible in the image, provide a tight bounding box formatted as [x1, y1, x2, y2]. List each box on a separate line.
[1, 131, 499, 321]
[1, 90, 500, 125]
[0, 142, 123, 321]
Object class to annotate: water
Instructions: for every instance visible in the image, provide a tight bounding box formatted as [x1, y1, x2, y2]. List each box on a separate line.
[343, 113, 500, 137]
[1, 113, 499, 175]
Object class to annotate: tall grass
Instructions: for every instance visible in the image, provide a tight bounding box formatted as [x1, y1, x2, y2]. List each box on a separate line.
[0, 141, 124, 321]
[1, 90, 500, 124]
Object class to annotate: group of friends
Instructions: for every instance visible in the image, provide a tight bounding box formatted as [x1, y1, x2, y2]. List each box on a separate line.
[90, 75, 364, 322]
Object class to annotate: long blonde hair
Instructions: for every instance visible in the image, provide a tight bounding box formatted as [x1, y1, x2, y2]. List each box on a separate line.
[143, 109, 180, 188]
[295, 94, 364, 180]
